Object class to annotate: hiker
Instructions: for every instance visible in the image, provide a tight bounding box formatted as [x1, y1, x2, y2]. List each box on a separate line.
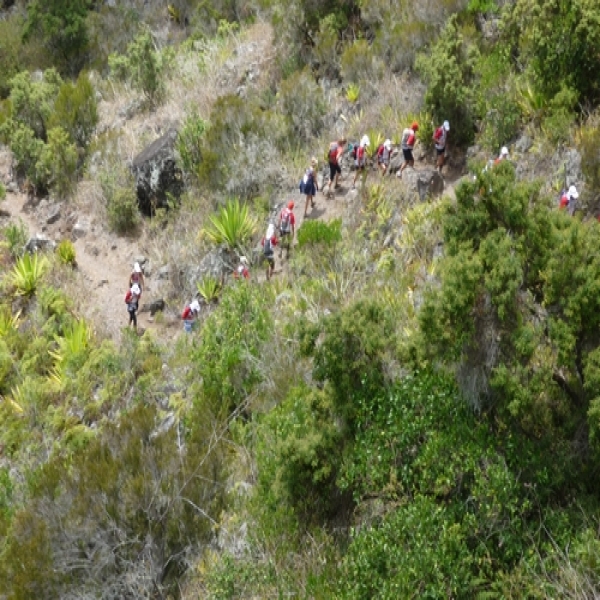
[327, 137, 347, 194]
[278, 200, 296, 259]
[124, 284, 141, 330]
[182, 299, 201, 333]
[562, 185, 578, 215]
[301, 157, 319, 217]
[262, 224, 278, 281]
[433, 121, 450, 174]
[352, 135, 370, 188]
[377, 139, 393, 176]
[234, 256, 250, 280]
[397, 122, 419, 178]
[129, 262, 145, 295]
[494, 146, 509, 166]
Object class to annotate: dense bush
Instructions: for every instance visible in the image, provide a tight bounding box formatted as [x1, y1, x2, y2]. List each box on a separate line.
[35, 127, 78, 198]
[416, 16, 477, 146]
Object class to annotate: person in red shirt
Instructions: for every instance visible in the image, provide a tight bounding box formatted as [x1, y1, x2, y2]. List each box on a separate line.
[352, 135, 370, 189]
[124, 284, 141, 330]
[326, 138, 347, 194]
[262, 224, 278, 281]
[397, 122, 419, 179]
[377, 139, 393, 176]
[233, 256, 250, 280]
[278, 201, 296, 259]
[182, 299, 201, 333]
[433, 120, 450, 174]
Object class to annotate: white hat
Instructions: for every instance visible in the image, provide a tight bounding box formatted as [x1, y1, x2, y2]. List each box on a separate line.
[190, 300, 200, 313]
[568, 185, 579, 199]
[384, 139, 392, 150]
[443, 120, 450, 131]
[240, 256, 248, 265]
[500, 146, 509, 157]
[134, 262, 142, 273]
[131, 284, 140, 295]
[361, 135, 370, 147]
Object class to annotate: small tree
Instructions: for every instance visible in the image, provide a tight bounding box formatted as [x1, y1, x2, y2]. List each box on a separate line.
[109, 31, 166, 106]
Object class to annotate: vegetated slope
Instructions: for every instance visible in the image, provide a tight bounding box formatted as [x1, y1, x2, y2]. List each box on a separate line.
[2, 0, 600, 597]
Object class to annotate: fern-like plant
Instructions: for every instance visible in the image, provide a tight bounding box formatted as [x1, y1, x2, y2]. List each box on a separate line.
[196, 275, 222, 304]
[201, 198, 256, 251]
[0, 305, 19, 338]
[10, 252, 49, 297]
[56, 239, 76, 266]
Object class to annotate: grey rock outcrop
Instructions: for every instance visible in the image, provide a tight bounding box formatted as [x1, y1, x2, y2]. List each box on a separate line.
[25, 234, 55, 253]
[402, 168, 445, 201]
[131, 129, 184, 216]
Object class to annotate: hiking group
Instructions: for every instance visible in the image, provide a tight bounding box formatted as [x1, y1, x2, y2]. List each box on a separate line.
[124, 119, 545, 333]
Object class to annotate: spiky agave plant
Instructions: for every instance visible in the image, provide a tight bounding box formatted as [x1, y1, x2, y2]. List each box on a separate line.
[366, 129, 384, 159]
[346, 83, 360, 103]
[196, 275, 222, 304]
[10, 252, 49, 297]
[201, 198, 256, 252]
[0, 305, 20, 338]
[56, 240, 77, 266]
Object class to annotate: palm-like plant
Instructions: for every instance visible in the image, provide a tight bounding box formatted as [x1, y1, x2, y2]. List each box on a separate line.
[49, 319, 92, 387]
[201, 198, 256, 251]
[56, 240, 77, 266]
[0, 305, 20, 338]
[346, 83, 360, 103]
[366, 129, 384, 159]
[196, 275, 222, 304]
[10, 252, 49, 297]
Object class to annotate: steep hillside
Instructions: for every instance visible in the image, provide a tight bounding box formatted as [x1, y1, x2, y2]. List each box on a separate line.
[1, 1, 600, 598]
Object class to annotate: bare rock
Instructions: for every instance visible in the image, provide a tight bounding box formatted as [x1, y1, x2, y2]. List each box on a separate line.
[515, 135, 533, 154]
[131, 128, 184, 216]
[46, 206, 61, 225]
[140, 298, 166, 315]
[25, 235, 55, 253]
[402, 168, 445, 201]
[72, 220, 89, 240]
[157, 265, 171, 280]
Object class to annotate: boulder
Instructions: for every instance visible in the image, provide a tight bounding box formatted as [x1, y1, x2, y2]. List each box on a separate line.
[387, 151, 404, 176]
[46, 206, 61, 225]
[515, 134, 533, 154]
[24, 234, 55, 253]
[402, 168, 445, 201]
[139, 298, 166, 315]
[131, 129, 184, 216]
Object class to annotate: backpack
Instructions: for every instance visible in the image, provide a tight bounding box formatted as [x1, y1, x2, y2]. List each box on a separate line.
[182, 305, 192, 320]
[280, 208, 291, 233]
[124, 290, 132, 304]
[350, 142, 359, 160]
[263, 237, 273, 256]
[328, 143, 339, 163]
[299, 178, 305, 194]
[376, 144, 384, 159]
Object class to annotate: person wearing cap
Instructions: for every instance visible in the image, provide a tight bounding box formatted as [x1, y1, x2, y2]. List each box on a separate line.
[377, 139, 393, 176]
[234, 256, 250, 280]
[129, 262, 145, 296]
[278, 200, 296, 259]
[433, 120, 450, 174]
[398, 122, 419, 179]
[327, 137, 347, 195]
[352, 135, 370, 188]
[302, 157, 319, 218]
[494, 146, 510, 166]
[182, 299, 201, 333]
[124, 284, 141, 330]
[561, 185, 579, 216]
[262, 223, 278, 281]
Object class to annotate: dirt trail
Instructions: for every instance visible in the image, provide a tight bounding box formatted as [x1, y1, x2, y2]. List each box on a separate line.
[0, 190, 162, 342]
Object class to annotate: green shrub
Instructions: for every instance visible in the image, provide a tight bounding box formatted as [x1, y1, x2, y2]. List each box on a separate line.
[56, 240, 76, 266]
[480, 93, 521, 152]
[541, 85, 578, 145]
[22, 0, 91, 74]
[109, 30, 166, 106]
[107, 185, 139, 234]
[35, 126, 78, 198]
[278, 68, 326, 145]
[3, 221, 28, 259]
[340, 40, 377, 84]
[2, 122, 44, 185]
[416, 16, 477, 146]
[576, 114, 600, 193]
[48, 71, 98, 148]
[196, 275, 222, 304]
[297, 218, 342, 248]
[176, 111, 206, 177]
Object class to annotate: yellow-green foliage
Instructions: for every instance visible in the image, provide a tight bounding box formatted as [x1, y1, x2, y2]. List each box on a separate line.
[9, 252, 49, 297]
[201, 197, 256, 251]
[56, 240, 76, 266]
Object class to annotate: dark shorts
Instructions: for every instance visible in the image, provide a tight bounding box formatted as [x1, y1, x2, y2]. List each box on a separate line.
[264, 254, 274, 267]
[403, 149, 414, 162]
[304, 180, 316, 196]
[329, 161, 341, 181]
[436, 147, 445, 156]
